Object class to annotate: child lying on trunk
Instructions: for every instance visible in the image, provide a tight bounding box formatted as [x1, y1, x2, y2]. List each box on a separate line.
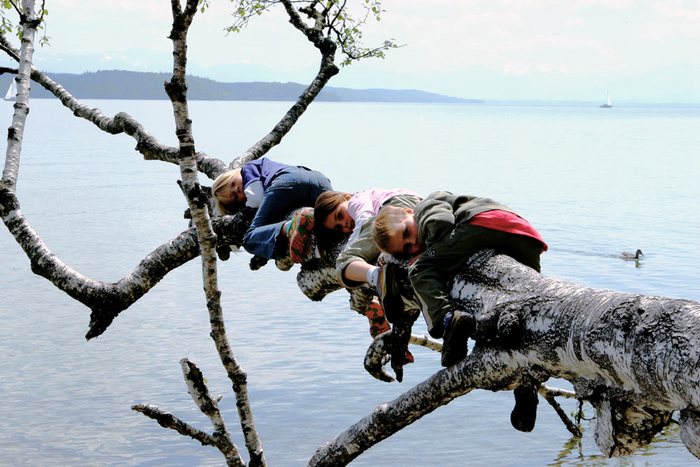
[372, 190, 547, 432]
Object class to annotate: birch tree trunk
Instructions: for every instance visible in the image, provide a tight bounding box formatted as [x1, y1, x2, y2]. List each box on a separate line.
[307, 250, 700, 465]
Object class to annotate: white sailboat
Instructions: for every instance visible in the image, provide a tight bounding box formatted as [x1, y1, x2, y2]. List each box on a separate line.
[4, 80, 17, 101]
[600, 91, 612, 108]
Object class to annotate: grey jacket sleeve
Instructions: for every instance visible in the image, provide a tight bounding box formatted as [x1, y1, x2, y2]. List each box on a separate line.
[409, 192, 459, 336]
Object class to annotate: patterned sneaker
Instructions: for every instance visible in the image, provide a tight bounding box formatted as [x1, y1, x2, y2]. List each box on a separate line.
[285, 207, 315, 264]
[366, 301, 391, 338]
[441, 311, 476, 367]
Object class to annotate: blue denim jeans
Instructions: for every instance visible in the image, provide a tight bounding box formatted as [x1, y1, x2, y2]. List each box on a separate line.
[242, 167, 332, 259]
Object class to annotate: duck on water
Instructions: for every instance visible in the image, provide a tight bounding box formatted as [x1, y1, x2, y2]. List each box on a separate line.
[620, 249, 644, 260]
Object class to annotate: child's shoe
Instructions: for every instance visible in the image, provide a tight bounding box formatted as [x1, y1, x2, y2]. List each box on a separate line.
[441, 310, 476, 367]
[366, 301, 391, 338]
[285, 208, 315, 263]
[376, 262, 407, 323]
[275, 256, 294, 271]
[249, 255, 268, 270]
[510, 384, 539, 432]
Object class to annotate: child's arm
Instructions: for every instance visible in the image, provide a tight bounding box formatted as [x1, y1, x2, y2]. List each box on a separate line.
[414, 192, 457, 244]
[408, 191, 461, 337]
[336, 220, 381, 288]
[342, 260, 377, 285]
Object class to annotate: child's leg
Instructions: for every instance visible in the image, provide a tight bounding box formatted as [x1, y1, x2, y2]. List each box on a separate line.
[365, 300, 391, 338]
[431, 224, 542, 429]
[243, 168, 331, 259]
[498, 234, 544, 272]
[451, 225, 543, 272]
[511, 383, 539, 432]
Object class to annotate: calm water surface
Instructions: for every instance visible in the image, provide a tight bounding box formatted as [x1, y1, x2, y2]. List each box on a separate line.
[1, 99, 699, 466]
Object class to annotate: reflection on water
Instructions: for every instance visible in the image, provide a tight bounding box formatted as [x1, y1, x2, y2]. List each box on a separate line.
[552, 423, 687, 467]
[1, 100, 699, 466]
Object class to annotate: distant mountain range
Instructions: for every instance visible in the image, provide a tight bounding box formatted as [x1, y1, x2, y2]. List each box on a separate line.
[1, 70, 482, 104]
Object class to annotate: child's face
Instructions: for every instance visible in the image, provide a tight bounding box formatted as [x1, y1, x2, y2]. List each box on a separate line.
[322, 201, 355, 234]
[386, 210, 424, 256]
[217, 172, 246, 207]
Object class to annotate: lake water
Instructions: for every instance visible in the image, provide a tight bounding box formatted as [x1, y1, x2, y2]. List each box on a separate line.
[1, 98, 699, 466]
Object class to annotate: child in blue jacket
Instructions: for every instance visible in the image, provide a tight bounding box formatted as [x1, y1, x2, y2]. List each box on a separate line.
[212, 157, 332, 261]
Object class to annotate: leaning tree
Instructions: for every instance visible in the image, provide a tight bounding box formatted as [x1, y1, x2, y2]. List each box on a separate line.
[3, 1, 700, 465]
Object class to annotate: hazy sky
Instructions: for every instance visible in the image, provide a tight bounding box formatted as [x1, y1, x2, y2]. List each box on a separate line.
[6, 0, 700, 102]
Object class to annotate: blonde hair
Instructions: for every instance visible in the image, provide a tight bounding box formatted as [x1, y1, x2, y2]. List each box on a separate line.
[211, 169, 242, 214]
[372, 205, 408, 252]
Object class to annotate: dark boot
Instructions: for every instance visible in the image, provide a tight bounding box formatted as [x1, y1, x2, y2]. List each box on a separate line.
[510, 384, 539, 432]
[441, 311, 476, 367]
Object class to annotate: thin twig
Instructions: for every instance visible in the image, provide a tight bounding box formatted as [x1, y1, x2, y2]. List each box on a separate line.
[132, 404, 218, 447]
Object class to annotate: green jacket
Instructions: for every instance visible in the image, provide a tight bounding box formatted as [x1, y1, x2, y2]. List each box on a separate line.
[409, 191, 515, 337]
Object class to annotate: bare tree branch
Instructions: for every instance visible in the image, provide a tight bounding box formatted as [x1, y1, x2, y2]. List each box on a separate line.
[542, 387, 583, 438]
[161, 1, 267, 464]
[0, 0, 355, 341]
[408, 333, 443, 352]
[131, 404, 219, 448]
[310, 355, 488, 466]
[234, 0, 340, 167]
[0, 31, 228, 178]
[180, 359, 243, 466]
[0, 184, 255, 340]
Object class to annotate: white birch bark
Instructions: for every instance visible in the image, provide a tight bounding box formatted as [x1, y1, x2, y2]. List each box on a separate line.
[156, 1, 266, 464]
[1, 0, 36, 187]
[307, 250, 700, 464]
